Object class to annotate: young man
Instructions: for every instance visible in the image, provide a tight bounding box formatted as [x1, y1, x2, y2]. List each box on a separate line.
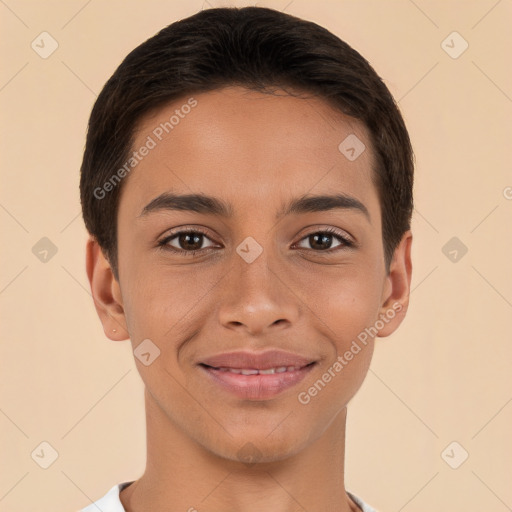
[79, 6, 413, 512]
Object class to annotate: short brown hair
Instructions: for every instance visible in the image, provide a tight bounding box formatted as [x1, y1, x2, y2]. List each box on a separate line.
[80, 6, 414, 280]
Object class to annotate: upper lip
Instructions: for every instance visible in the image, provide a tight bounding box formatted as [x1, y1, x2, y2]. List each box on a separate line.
[200, 349, 316, 370]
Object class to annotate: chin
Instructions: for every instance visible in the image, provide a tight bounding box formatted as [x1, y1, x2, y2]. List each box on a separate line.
[207, 429, 309, 466]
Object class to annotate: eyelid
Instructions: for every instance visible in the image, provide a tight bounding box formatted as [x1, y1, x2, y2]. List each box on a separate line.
[298, 224, 354, 241]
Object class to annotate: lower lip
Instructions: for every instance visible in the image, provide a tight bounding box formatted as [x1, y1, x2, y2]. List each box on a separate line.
[199, 363, 316, 400]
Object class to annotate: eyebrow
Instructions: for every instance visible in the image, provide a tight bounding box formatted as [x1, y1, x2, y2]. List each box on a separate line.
[138, 192, 370, 222]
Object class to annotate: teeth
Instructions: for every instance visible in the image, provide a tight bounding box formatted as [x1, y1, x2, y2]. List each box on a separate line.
[240, 368, 259, 375]
[215, 365, 303, 374]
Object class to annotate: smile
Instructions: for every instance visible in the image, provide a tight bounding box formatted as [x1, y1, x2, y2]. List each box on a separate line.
[208, 365, 305, 375]
[199, 362, 316, 400]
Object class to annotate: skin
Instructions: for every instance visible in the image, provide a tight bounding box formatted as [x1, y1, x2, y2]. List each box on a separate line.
[86, 86, 412, 512]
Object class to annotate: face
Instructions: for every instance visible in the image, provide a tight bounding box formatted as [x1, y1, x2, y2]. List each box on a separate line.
[89, 86, 411, 463]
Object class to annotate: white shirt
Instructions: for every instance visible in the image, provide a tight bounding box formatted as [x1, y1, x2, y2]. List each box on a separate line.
[79, 481, 378, 511]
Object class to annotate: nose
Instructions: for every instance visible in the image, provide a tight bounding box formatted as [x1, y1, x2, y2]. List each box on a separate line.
[217, 254, 300, 336]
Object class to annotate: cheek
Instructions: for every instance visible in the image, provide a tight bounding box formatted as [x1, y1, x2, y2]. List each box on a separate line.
[294, 264, 381, 391]
[122, 260, 220, 336]
[120, 265, 226, 392]
[293, 261, 383, 333]
[293, 267, 380, 411]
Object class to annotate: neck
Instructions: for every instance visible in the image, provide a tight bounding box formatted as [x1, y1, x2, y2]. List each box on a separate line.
[120, 388, 360, 512]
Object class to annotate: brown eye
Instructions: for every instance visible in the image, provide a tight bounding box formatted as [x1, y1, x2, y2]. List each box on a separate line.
[158, 229, 217, 255]
[175, 232, 204, 251]
[295, 229, 353, 252]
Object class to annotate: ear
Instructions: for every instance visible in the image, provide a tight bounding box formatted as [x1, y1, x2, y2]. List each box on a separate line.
[85, 236, 129, 341]
[376, 230, 413, 337]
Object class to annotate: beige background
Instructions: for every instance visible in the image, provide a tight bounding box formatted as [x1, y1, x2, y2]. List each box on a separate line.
[1, 0, 511, 510]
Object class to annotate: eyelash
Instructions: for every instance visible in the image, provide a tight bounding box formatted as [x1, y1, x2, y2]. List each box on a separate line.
[157, 227, 354, 257]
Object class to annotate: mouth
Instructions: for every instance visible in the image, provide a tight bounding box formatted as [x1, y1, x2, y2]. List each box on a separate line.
[198, 361, 317, 400]
[200, 362, 315, 374]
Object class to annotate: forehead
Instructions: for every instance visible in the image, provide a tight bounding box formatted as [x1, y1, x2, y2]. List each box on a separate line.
[122, 86, 377, 217]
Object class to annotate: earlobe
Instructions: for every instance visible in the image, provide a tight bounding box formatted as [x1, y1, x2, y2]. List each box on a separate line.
[377, 230, 413, 338]
[85, 236, 129, 341]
